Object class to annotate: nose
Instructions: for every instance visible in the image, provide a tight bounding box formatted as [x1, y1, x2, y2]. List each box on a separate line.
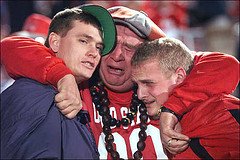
[137, 86, 147, 101]
[87, 45, 99, 58]
[110, 43, 125, 61]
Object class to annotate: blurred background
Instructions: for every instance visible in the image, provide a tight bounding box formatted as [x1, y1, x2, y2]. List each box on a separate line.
[1, 0, 239, 96]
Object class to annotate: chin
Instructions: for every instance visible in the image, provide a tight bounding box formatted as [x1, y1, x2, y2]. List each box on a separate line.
[84, 72, 93, 79]
[76, 73, 92, 82]
[146, 109, 158, 117]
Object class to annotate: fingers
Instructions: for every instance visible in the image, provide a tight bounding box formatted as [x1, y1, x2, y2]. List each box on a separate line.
[56, 101, 80, 119]
[161, 127, 190, 145]
[169, 130, 190, 142]
[162, 132, 190, 155]
[55, 91, 82, 119]
[56, 74, 83, 119]
[65, 110, 80, 119]
[167, 138, 189, 148]
[159, 112, 190, 155]
[55, 91, 81, 108]
[55, 91, 79, 104]
[165, 139, 189, 155]
[167, 139, 173, 146]
[58, 105, 75, 115]
[161, 129, 190, 153]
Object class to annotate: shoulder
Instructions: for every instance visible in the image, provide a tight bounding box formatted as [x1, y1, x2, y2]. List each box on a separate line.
[1, 36, 42, 47]
[4, 77, 56, 96]
[1, 78, 57, 116]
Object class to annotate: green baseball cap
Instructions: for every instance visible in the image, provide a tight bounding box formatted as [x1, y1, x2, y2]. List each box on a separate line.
[79, 4, 117, 56]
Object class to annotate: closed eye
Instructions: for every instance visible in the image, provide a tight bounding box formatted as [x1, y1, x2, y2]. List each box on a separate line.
[141, 80, 155, 87]
[79, 39, 88, 44]
[125, 43, 137, 52]
[141, 80, 154, 84]
[96, 44, 103, 53]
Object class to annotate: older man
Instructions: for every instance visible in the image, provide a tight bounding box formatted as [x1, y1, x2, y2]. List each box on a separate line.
[1, 4, 116, 159]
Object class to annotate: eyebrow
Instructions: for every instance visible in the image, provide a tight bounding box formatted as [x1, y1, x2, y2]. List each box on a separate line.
[140, 79, 154, 83]
[81, 33, 104, 46]
[123, 41, 139, 49]
[132, 78, 153, 84]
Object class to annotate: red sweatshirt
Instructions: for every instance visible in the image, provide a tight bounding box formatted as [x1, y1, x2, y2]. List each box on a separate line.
[1, 36, 72, 86]
[163, 51, 239, 116]
[1, 36, 239, 159]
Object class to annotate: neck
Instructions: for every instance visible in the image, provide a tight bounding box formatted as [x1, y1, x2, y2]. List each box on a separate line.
[103, 82, 134, 93]
[106, 87, 133, 105]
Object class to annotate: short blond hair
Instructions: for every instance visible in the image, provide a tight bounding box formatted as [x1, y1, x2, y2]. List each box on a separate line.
[131, 37, 194, 76]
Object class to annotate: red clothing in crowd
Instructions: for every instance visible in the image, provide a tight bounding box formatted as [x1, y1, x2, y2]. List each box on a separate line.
[141, 1, 189, 30]
[1, 36, 239, 159]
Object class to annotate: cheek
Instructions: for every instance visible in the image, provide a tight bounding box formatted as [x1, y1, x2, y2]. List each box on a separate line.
[150, 88, 162, 99]
[96, 56, 101, 64]
[126, 56, 132, 65]
[151, 87, 169, 104]
[65, 51, 82, 67]
[125, 58, 132, 73]
[63, 56, 74, 69]
[100, 56, 108, 66]
[156, 94, 169, 105]
[153, 93, 169, 106]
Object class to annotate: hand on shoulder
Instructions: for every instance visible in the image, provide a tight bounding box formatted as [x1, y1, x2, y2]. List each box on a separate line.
[55, 74, 83, 119]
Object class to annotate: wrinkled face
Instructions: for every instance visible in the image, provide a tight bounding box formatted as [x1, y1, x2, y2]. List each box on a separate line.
[99, 25, 144, 92]
[131, 59, 179, 117]
[56, 21, 102, 83]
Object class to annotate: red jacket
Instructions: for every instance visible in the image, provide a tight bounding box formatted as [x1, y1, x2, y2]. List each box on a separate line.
[163, 51, 239, 116]
[173, 94, 239, 159]
[1, 36, 72, 86]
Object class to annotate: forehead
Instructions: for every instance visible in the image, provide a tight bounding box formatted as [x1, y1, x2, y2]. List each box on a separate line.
[132, 60, 161, 79]
[116, 25, 144, 45]
[70, 20, 103, 41]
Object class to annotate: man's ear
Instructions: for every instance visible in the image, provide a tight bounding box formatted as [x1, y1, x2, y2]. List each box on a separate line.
[175, 67, 186, 84]
[48, 32, 60, 53]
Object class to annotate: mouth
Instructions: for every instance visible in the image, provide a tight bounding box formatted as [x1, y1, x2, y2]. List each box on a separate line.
[107, 65, 124, 75]
[143, 100, 155, 107]
[82, 61, 95, 69]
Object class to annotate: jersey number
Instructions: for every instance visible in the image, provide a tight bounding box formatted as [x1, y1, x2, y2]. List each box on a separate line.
[98, 124, 167, 159]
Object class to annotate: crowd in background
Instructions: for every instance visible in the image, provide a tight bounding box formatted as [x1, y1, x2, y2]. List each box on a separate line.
[1, 0, 239, 96]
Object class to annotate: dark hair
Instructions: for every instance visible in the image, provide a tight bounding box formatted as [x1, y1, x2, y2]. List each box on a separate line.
[44, 7, 102, 47]
[131, 37, 194, 75]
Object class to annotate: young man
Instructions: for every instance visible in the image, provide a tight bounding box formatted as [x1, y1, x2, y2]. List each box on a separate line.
[0, 4, 116, 159]
[131, 37, 239, 159]
[1, 6, 238, 159]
